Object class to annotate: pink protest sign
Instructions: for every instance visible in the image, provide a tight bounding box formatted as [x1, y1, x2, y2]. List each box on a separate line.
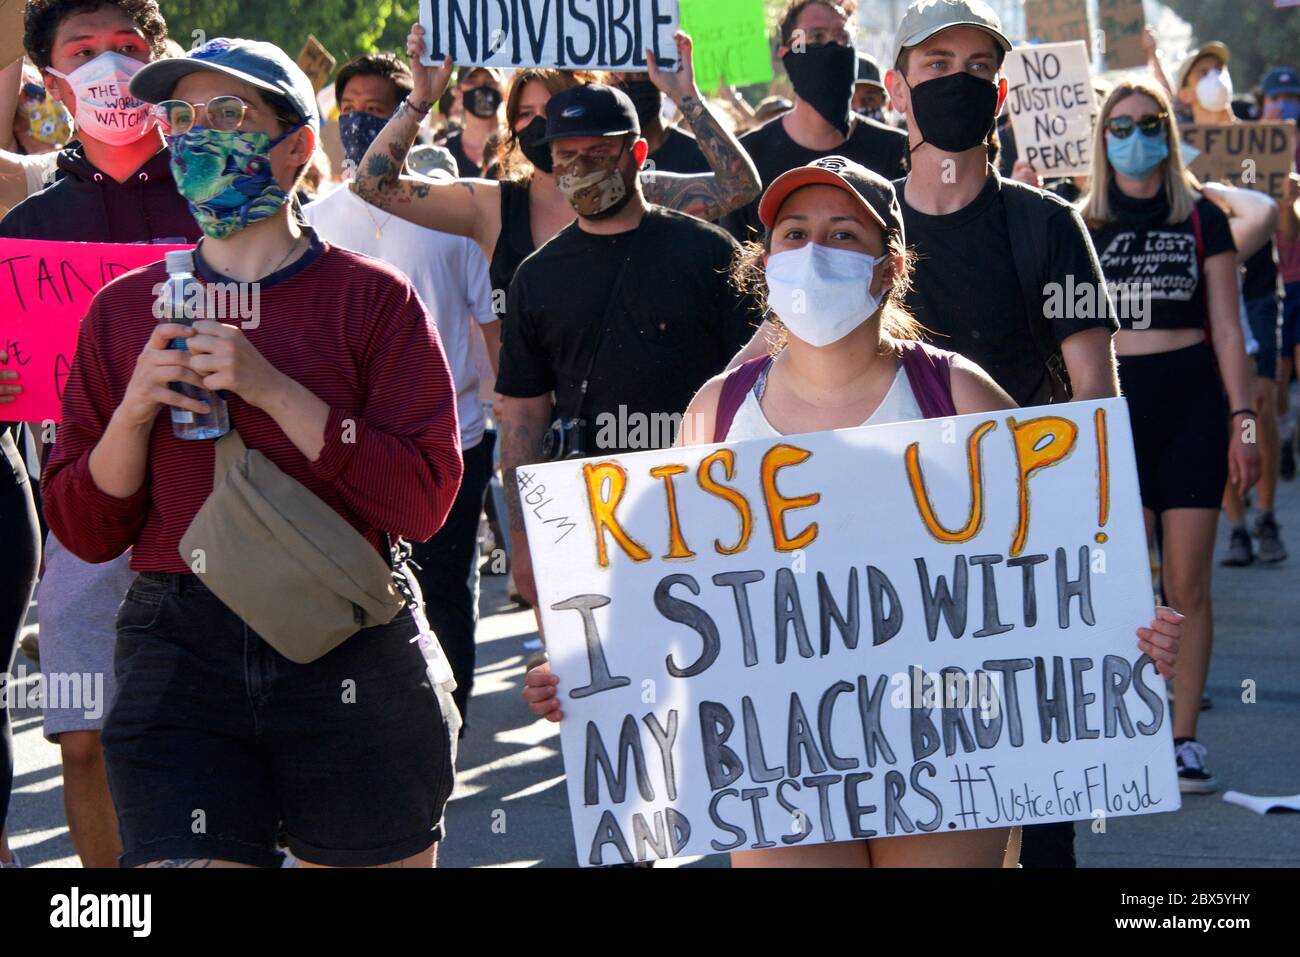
[0, 239, 191, 423]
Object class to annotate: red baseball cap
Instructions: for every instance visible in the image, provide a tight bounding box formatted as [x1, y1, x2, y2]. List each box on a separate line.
[757, 156, 904, 243]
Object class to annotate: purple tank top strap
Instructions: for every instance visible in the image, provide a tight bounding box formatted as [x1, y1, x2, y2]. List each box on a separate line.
[713, 355, 774, 443]
[897, 340, 958, 420]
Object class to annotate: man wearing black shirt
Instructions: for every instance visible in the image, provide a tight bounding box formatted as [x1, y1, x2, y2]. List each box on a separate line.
[725, 1, 908, 240]
[497, 84, 758, 610]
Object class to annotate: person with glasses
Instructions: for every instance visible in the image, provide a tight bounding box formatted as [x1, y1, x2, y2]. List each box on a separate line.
[1081, 77, 1261, 797]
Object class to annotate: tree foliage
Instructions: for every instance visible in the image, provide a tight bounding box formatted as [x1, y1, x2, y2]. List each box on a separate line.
[1166, 0, 1300, 94]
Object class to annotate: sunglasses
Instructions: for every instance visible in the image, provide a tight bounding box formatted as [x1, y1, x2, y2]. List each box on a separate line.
[152, 95, 292, 136]
[1105, 113, 1168, 139]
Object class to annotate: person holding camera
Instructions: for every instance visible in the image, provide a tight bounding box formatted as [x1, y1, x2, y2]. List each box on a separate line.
[496, 83, 761, 610]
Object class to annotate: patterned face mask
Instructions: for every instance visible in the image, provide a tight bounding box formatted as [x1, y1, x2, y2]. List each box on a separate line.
[20, 83, 73, 148]
[554, 145, 631, 218]
[167, 125, 302, 239]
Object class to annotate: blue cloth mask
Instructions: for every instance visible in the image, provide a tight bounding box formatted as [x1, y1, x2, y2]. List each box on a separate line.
[168, 124, 302, 239]
[338, 110, 390, 174]
[1107, 128, 1169, 178]
[1277, 100, 1300, 122]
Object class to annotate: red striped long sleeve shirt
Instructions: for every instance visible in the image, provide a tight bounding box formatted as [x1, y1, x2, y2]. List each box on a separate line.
[42, 235, 464, 571]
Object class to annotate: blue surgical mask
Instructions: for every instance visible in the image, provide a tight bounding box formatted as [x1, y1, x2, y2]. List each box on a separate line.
[1278, 100, 1300, 122]
[1107, 128, 1169, 178]
[338, 110, 389, 173]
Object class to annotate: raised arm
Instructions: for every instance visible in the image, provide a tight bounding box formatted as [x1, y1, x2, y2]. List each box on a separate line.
[350, 24, 501, 255]
[1200, 182, 1280, 262]
[639, 32, 760, 222]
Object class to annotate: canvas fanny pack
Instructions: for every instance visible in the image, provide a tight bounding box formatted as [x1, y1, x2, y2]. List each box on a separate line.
[180, 429, 406, 663]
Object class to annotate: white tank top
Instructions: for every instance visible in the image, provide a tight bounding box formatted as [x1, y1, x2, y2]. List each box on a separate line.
[724, 359, 926, 441]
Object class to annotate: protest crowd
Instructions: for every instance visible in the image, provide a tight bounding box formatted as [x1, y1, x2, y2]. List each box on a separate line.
[0, 0, 1296, 872]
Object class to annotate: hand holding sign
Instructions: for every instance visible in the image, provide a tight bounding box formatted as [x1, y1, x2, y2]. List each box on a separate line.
[0, 349, 20, 405]
[408, 23, 454, 110]
[647, 31, 696, 103]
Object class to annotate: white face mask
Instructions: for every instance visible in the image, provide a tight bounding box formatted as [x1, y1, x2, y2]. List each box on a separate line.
[1195, 67, 1233, 113]
[765, 243, 887, 347]
[47, 52, 154, 145]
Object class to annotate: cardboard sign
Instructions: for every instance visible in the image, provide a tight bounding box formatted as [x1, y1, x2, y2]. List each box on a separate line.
[521, 398, 1180, 866]
[1097, 0, 1146, 71]
[296, 35, 337, 92]
[0, 240, 190, 424]
[679, 0, 773, 91]
[0, 0, 25, 69]
[1180, 122, 1298, 202]
[1024, 0, 1092, 57]
[1004, 41, 1096, 177]
[417, 0, 680, 70]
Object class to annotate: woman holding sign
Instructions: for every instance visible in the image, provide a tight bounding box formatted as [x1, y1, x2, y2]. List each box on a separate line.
[524, 158, 1184, 867]
[352, 24, 761, 293]
[1081, 78, 1259, 795]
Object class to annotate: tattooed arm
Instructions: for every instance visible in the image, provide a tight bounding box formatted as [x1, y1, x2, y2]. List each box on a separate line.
[499, 394, 552, 610]
[639, 32, 760, 222]
[350, 23, 501, 255]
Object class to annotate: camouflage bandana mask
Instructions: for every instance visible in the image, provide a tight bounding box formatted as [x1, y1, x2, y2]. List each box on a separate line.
[168, 125, 303, 239]
[554, 145, 632, 218]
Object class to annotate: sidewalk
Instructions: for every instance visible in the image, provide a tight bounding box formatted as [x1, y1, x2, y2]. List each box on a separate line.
[9, 476, 1299, 868]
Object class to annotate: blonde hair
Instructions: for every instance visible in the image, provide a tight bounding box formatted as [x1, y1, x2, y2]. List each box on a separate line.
[1081, 76, 1201, 229]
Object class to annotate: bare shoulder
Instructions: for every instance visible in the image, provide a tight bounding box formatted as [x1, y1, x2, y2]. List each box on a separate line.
[679, 373, 728, 448]
[949, 354, 1017, 414]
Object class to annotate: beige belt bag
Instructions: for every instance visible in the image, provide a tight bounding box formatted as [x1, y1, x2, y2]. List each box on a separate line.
[180, 429, 405, 663]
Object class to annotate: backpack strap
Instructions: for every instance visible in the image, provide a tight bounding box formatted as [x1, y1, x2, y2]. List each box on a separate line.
[897, 340, 958, 419]
[713, 355, 774, 443]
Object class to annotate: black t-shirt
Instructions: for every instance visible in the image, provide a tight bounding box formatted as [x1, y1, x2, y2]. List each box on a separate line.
[1242, 241, 1280, 303]
[899, 173, 1117, 405]
[498, 207, 760, 455]
[1089, 187, 1236, 332]
[440, 129, 482, 178]
[725, 114, 909, 241]
[649, 126, 710, 174]
[490, 179, 535, 302]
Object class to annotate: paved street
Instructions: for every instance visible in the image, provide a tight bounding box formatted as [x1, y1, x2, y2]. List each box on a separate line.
[8, 473, 1299, 868]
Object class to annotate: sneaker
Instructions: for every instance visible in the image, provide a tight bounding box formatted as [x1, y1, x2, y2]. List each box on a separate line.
[1282, 434, 1296, 482]
[1175, 739, 1217, 794]
[1221, 526, 1254, 566]
[1254, 513, 1288, 564]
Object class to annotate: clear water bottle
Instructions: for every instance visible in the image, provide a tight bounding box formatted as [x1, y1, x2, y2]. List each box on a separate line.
[162, 250, 229, 440]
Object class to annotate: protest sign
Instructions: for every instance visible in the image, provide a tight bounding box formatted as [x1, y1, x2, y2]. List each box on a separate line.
[0, 240, 190, 424]
[678, 0, 772, 91]
[1024, 0, 1092, 56]
[1180, 122, 1298, 202]
[296, 35, 337, 92]
[1097, 0, 1145, 71]
[521, 398, 1180, 866]
[418, 0, 680, 71]
[0, 0, 25, 69]
[1004, 41, 1096, 177]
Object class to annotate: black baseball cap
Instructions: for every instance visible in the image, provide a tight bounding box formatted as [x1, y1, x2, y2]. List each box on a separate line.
[538, 83, 640, 144]
[856, 53, 885, 91]
[758, 156, 904, 245]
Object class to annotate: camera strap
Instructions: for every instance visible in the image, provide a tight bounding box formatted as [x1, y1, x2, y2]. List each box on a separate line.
[567, 220, 645, 422]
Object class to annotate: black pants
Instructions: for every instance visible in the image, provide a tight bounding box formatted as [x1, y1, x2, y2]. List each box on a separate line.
[1019, 821, 1077, 868]
[409, 434, 495, 723]
[0, 430, 41, 834]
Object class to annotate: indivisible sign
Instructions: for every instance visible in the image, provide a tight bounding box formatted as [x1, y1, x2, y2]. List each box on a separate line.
[418, 0, 681, 71]
[1004, 41, 1096, 177]
[0, 240, 189, 424]
[521, 398, 1180, 866]
[1181, 122, 1299, 202]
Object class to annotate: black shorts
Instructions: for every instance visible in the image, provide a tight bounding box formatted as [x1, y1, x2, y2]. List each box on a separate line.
[103, 573, 454, 868]
[1118, 341, 1228, 514]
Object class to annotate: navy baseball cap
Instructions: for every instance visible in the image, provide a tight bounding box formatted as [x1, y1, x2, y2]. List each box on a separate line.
[1262, 67, 1300, 98]
[130, 38, 320, 129]
[539, 83, 640, 144]
[758, 156, 904, 245]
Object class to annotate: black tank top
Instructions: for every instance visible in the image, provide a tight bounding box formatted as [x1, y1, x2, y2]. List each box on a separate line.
[490, 179, 537, 300]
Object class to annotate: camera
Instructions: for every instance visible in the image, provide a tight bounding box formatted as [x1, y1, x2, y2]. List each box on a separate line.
[542, 416, 589, 461]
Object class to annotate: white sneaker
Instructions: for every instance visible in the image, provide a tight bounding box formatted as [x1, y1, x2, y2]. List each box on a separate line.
[1176, 739, 1217, 794]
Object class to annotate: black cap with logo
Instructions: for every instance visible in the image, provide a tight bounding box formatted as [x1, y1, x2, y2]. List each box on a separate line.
[539, 83, 641, 144]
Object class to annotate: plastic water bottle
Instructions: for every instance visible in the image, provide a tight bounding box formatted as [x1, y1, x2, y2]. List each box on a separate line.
[162, 250, 229, 440]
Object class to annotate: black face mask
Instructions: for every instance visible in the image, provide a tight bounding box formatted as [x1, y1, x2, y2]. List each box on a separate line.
[517, 115, 553, 173]
[783, 42, 856, 136]
[620, 79, 662, 127]
[464, 85, 503, 119]
[905, 71, 1000, 154]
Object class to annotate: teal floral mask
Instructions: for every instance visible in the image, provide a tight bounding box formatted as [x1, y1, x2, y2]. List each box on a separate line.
[167, 125, 302, 239]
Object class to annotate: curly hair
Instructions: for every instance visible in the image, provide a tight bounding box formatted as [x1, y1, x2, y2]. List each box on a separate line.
[24, 0, 169, 70]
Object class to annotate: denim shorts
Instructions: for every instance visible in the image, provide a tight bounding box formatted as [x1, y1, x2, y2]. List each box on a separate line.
[103, 572, 455, 868]
[1245, 295, 1282, 380]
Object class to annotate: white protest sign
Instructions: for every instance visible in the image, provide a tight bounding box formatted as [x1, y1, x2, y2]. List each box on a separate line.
[1004, 41, 1096, 177]
[520, 398, 1179, 866]
[418, 0, 680, 71]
